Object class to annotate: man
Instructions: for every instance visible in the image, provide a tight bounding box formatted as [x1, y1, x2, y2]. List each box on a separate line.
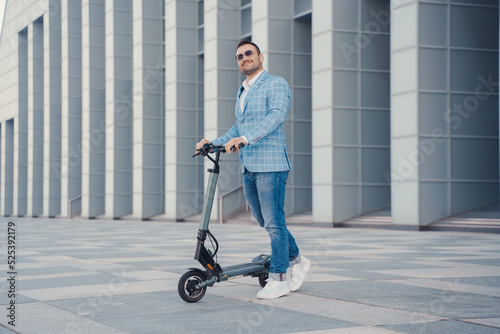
[196, 39, 311, 299]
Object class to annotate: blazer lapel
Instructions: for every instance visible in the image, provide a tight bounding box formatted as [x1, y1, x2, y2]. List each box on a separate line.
[236, 85, 245, 116]
[242, 70, 268, 113]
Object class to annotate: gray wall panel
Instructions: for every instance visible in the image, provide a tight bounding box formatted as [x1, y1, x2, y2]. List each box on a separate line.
[334, 185, 359, 219]
[419, 93, 447, 135]
[362, 185, 390, 212]
[450, 94, 498, 136]
[450, 5, 499, 49]
[451, 182, 499, 214]
[361, 72, 390, 108]
[361, 110, 390, 146]
[361, 34, 390, 70]
[334, 109, 358, 145]
[334, 70, 358, 107]
[334, 148, 359, 183]
[333, 0, 358, 30]
[450, 50, 498, 92]
[419, 48, 447, 91]
[419, 182, 449, 223]
[419, 137, 448, 180]
[451, 138, 499, 181]
[361, 148, 390, 184]
[361, 0, 390, 34]
[419, 3, 448, 47]
[334, 32, 359, 69]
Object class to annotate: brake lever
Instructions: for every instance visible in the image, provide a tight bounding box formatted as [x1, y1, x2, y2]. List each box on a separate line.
[229, 142, 246, 152]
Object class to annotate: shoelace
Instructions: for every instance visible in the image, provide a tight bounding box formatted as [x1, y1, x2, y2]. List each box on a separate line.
[266, 279, 276, 287]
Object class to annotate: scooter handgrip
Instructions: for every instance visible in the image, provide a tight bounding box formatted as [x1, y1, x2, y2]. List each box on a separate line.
[229, 142, 246, 152]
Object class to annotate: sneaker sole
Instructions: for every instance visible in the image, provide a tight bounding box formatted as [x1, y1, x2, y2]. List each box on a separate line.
[289, 260, 311, 292]
[256, 288, 290, 300]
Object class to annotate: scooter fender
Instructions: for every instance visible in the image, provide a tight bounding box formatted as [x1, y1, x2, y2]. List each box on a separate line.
[187, 268, 208, 280]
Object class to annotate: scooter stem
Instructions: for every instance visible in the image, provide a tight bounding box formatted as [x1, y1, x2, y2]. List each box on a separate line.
[199, 171, 218, 231]
[193, 147, 222, 272]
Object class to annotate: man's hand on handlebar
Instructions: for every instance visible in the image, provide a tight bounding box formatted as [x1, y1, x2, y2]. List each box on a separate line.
[195, 139, 211, 155]
[194, 137, 246, 157]
[225, 137, 247, 155]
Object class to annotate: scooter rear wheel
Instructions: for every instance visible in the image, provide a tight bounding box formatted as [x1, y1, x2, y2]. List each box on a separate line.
[178, 270, 207, 303]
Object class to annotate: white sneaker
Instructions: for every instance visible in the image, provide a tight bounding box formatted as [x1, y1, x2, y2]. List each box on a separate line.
[256, 279, 290, 299]
[289, 256, 311, 292]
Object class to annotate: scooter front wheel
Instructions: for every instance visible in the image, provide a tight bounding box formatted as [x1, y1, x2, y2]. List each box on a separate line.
[178, 270, 207, 303]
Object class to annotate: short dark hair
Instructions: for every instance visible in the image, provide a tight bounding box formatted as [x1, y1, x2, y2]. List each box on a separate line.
[236, 39, 261, 55]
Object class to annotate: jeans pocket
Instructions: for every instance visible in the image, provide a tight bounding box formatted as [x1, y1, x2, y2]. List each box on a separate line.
[279, 171, 289, 185]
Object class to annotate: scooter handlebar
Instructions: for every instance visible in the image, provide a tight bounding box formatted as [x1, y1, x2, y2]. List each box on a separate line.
[193, 142, 245, 158]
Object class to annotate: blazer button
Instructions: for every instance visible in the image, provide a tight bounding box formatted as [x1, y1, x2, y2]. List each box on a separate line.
[241, 121, 244, 124]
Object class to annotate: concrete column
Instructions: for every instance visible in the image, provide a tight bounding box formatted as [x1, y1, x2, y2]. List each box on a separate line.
[13, 30, 28, 216]
[390, 0, 499, 227]
[0, 124, 1, 210]
[27, 19, 44, 217]
[105, 0, 133, 218]
[132, 0, 163, 219]
[391, 1, 432, 227]
[312, 0, 391, 224]
[201, 0, 242, 221]
[81, 0, 106, 218]
[43, 5, 62, 217]
[164, 0, 204, 220]
[311, 0, 334, 223]
[60, 0, 82, 218]
[1, 120, 14, 216]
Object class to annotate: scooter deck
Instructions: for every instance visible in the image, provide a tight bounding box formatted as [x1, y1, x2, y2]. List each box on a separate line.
[217, 254, 270, 281]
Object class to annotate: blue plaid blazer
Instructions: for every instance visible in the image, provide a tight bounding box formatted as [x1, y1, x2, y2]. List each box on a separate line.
[212, 70, 292, 173]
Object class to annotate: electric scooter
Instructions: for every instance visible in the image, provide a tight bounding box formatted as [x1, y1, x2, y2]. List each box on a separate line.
[178, 143, 270, 303]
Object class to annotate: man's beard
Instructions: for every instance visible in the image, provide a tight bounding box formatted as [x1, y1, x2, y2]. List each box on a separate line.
[240, 61, 260, 76]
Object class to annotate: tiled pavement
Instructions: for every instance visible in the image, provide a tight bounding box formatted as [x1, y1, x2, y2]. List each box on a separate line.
[1, 217, 500, 334]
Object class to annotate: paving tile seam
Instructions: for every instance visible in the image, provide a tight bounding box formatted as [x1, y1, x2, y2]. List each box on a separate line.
[459, 317, 500, 330]
[295, 292, 431, 312]
[17, 279, 176, 302]
[14, 271, 100, 281]
[19, 250, 191, 276]
[382, 278, 500, 298]
[0, 323, 22, 334]
[406, 260, 500, 269]
[3, 300, 133, 333]
[207, 286, 448, 327]
[459, 318, 500, 328]
[255, 290, 452, 324]
[456, 319, 500, 330]
[41, 301, 135, 334]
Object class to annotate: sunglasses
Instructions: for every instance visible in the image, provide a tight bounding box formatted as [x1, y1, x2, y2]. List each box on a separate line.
[235, 50, 254, 61]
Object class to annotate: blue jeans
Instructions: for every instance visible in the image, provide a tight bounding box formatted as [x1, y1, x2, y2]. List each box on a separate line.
[242, 169, 299, 274]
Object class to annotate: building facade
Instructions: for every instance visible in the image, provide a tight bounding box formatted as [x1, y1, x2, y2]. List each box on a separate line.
[0, 0, 498, 229]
